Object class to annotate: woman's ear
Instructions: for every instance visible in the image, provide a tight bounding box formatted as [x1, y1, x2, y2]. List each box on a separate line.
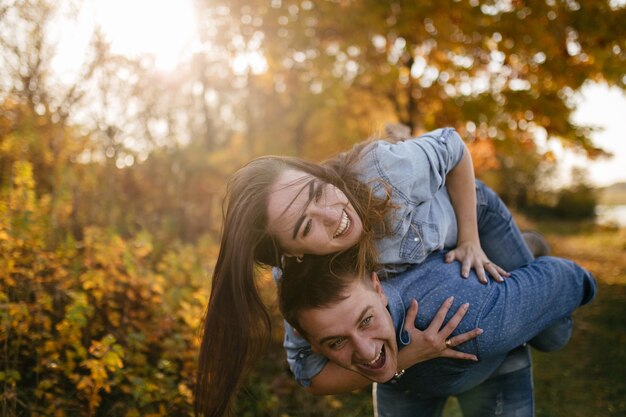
[283, 253, 305, 261]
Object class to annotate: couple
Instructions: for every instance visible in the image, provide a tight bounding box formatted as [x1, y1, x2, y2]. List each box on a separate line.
[196, 126, 596, 417]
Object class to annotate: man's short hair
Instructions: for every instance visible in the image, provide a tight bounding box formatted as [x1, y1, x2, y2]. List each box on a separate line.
[278, 248, 371, 339]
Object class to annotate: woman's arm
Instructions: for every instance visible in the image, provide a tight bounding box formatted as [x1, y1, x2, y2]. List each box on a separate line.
[445, 145, 509, 283]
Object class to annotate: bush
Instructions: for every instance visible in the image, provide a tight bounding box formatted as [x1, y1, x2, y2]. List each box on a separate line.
[1, 161, 212, 416]
[553, 185, 597, 220]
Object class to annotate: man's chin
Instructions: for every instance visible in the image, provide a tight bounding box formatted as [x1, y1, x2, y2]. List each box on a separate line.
[352, 366, 396, 383]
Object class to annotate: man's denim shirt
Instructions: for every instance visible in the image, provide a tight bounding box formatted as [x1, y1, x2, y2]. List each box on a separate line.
[379, 253, 595, 396]
[278, 128, 467, 386]
[282, 253, 596, 392]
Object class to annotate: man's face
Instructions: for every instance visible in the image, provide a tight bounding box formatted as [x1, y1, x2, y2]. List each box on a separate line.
[298, 273, 399, 383]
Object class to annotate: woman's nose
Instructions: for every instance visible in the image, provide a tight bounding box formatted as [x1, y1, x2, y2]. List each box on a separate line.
[309, 205, 340, 226]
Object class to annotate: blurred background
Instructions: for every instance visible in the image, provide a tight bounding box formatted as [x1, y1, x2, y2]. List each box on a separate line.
[1, 0, 625, 416]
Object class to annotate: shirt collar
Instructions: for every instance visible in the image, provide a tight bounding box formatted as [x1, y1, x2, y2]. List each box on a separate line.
[381, 281, 411, 348]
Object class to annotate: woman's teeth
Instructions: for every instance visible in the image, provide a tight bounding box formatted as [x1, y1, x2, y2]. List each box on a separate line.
[333, 210, 350, 238]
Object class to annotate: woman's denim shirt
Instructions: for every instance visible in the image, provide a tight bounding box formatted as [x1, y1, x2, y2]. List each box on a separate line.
[356, 127, 464, 272]
[278, 128, 466, 387]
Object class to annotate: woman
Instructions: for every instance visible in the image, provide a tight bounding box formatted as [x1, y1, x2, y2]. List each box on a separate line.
[196, 127, 562, 417]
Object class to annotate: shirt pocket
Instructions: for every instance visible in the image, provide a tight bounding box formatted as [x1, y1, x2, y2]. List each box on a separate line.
[399, 219, 440, 262]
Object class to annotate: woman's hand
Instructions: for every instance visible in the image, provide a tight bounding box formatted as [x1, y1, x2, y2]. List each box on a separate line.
[444, 240, 510, 283]
[396, 297, 482, 370]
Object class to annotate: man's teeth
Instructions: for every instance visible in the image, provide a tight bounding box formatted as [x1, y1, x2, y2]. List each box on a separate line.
[368, 350, 382, 365]
[362, 346, 385, 369]
[333, 210, 350, 238]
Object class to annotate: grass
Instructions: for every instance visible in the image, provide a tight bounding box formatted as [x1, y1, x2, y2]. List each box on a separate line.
[532, 223, 626, 416]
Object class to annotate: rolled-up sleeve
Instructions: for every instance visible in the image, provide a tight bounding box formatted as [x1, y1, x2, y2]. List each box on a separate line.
[283, 321, 328, 387]
[274, 266, 328, 387]
[364, 128, 466, 203]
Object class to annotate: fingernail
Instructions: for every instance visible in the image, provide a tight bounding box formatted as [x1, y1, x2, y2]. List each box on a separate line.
[463, 303, 469, 309]
[448, 296, 455, 303]
[497, 276, 504, 282]
[477, 328, 484, 334]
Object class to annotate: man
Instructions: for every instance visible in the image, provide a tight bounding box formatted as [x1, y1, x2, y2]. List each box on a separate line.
[278, 250, 596, 417]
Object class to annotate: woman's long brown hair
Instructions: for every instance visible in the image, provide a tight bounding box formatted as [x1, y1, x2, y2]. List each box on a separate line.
[195, 146, 394, 416]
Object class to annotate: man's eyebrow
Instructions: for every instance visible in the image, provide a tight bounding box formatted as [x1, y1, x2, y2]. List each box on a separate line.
[291, 179, 316, 240]
[317, 305, 373, 346]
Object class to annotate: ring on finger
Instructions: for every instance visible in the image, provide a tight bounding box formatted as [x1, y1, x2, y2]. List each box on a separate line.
[445, 338, 453, 348]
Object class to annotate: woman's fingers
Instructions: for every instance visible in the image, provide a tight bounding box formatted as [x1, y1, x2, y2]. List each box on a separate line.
[446, 327, 484, 347]
[485, 262, 505, 282]
[403, 299, 419, 332]
[441, 349, 479, 361]
[440, 302, 470, 336]
[496, 263, 511, 277]
[427, 296, 455, 330]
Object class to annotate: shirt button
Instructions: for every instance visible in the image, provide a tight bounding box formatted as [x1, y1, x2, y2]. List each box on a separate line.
[413, 237, 420, 242]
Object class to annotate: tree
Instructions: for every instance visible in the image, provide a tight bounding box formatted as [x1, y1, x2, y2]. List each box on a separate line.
[194, 0, 626, 203]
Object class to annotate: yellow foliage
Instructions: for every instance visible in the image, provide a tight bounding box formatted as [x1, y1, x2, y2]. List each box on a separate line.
[0, 165, 211, 415]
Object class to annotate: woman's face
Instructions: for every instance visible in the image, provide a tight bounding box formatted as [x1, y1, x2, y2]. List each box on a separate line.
[266, 170, 364, 257]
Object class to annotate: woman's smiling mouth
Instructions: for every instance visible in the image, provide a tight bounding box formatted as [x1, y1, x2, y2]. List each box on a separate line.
[333, 209, 351, 238]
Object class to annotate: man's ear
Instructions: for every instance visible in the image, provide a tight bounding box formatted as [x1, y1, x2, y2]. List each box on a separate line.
[370, 271, 388, 306]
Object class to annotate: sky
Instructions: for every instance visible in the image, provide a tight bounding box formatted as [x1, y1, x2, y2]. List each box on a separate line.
[568, 84, 626, 187]
[50, 0, 626, 189]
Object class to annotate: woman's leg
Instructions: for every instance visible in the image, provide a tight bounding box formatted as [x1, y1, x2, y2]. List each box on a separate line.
[475, 180, 572, 352]
[475, 179, 533, 270]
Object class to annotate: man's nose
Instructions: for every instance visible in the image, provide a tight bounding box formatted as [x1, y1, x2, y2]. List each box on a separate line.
[352, 337, 377, 362]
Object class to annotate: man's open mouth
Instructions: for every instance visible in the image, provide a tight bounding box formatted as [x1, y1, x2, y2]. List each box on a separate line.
[359, 345, 386, 370]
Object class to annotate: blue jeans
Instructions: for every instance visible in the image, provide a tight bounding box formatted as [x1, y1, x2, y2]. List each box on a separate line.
[475, 180, 572, 352]
[375, 347, 534, 417]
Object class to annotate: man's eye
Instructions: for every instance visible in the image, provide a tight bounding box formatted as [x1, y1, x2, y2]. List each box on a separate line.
[361, 316, 373, 327]
[330, 337, 346, 350]
[303, 219, 312, 237]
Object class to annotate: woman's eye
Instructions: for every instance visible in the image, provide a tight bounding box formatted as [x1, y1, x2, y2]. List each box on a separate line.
[314, 184, 324, 202]
[303, 219, 312, 237]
